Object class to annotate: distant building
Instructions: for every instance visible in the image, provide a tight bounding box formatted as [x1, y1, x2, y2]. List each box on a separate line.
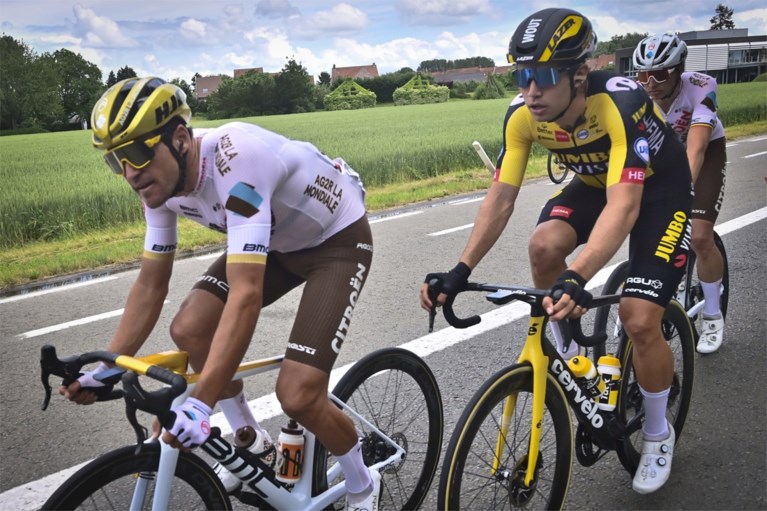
[233, 67, 264, 78]
[331, 63, 379, 82]
[614, 28, 767, 83]
[195, 75, 224, 100]
[587, 53, 616, 70]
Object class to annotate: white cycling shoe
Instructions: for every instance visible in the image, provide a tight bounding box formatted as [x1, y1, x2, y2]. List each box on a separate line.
[697, 313, 724, 354]
[345, 468, 381, 511]
[632, 421, 675, 494]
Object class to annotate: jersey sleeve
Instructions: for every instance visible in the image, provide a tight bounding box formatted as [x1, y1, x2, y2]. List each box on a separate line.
[212, 126, 286, 265]
[496, 95, 533, 187]
[687, 73, 720, 131]
[143, 204, 178, 260]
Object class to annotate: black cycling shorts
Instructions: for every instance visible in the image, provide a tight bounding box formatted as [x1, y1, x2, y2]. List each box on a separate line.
[192, 215, 373, 373]
[538, 177, 692, 307]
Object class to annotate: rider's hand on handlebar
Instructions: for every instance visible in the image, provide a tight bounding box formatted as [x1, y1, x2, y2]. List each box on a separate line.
[420, 262, 472, 311]
[162, 397, 213, 450]
[544, 270, 592, 322]
[59, 362, 110, 405]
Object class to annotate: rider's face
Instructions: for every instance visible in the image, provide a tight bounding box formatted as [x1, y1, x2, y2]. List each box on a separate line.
[518, 66, 573, 122]
[123, 142, 179, 209]
[638, 68, 679, 101]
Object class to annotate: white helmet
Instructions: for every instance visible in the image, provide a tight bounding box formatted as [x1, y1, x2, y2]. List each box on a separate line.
[633, 32, 688, 70]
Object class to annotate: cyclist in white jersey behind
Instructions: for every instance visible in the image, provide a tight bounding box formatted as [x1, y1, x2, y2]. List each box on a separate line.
[60, 77, 380, 510]
[634, 32, 728, 353]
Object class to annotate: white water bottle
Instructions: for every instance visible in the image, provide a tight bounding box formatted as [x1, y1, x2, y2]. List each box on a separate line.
[596, 356, 621, 411]
[276, 419, 304, 484]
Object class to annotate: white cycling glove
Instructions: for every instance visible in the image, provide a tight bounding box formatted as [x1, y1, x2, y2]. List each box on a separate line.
[168, 397, 213, 448]
[76, 362, 110, 388]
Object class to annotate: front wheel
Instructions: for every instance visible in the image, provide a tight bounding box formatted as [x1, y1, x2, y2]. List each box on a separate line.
[615, 300, 695, 474]
[439, 364, 573, 510]
[312, 347, 444, 510]
[41, 442, 232, 510]
[547, 152, 569, 184]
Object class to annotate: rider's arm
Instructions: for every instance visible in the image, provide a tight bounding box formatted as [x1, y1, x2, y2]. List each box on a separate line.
[569, 182, 642, 281]
[459, 181, 520, 269]
[686, 124, 712, 184]
[190, 261, 265, 407]
[107, 254, 173, 355]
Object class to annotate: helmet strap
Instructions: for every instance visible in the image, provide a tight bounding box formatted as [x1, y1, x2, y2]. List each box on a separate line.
[550, 67, 583, 125]
[659, 73, 682, 101]
[159, 124, 189, 198]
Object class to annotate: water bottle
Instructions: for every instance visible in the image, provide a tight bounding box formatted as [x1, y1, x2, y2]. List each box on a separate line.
[567, 356, 605, 399]
[596, 355, 621, 411]
[276, 419, 304, 484]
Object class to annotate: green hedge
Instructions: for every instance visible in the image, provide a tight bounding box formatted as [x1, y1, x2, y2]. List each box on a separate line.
[324, 79, 376, 110]
[393, 74, 449, 105]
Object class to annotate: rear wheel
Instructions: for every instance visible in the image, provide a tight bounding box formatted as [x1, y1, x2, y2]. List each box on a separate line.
[615, 300, 695, 474]
[547, 152, 570, 184]
[439, 364, 573, 510]
[41, 442, 231, 510]
[311, 347, 444, 510]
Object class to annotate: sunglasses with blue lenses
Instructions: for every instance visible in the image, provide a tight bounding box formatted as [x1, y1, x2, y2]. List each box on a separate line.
[514, 67, 568, 89]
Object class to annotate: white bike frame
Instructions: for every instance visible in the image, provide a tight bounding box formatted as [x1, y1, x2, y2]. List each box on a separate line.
[138, 357, 405, 511]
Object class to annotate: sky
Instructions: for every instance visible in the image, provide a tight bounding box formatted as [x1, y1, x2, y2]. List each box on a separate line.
[2, 0, 766, 83]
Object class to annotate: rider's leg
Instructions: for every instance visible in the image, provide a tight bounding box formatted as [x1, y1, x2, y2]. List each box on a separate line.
[529, 219, 579, 356]
[691, 218, 724, 316]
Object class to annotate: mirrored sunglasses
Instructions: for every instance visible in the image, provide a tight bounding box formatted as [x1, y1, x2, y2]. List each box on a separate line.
[514, 67, 566, 89]
[636, 68, 675, 85]
[103, 134, 162, 175]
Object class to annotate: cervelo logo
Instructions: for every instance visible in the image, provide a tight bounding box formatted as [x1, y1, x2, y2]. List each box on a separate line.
[551, 359, 604, 428]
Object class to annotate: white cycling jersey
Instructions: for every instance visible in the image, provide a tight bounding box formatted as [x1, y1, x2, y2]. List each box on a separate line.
[662, 71, 725, 144]
[142, 122, 366, 263]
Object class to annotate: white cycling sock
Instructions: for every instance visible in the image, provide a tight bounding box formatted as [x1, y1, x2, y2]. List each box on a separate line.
[549, 321, 577, 355]
[218, 390, 263, 434]
[701, 278, 723, 317]
[639, 385, 670, 440]
[337, 441, 372, 496]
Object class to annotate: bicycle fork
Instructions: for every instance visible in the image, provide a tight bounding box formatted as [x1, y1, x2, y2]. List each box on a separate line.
[493, 314, 549, 489]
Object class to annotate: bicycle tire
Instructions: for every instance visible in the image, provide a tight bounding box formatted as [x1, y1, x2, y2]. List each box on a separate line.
[547, 152, 569, 184]
[592, 260, 630, 360]
[684, 230, 729, 322]
[41, 442, 232, 511]
[614, 299, 695, 474]
[311, 347, 444, 510]
[439, 364, 573, 510]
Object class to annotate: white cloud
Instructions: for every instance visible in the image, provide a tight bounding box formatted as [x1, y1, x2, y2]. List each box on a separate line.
[291, 3, 368, 39]
[255, 0, 300, 19]
[735, 7, 767, 35]
[73, 4, 137, 48]
[181, 18, 207, 39]
[396, 0, 492, 25]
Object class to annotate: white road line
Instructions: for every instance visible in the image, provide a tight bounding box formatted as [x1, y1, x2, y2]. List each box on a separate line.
[17, 301, 170, 340]
[369, 210, 423, 224]
[743, 151, 767, 159]
[428, 223, 474, 236]
[196, 250, 224, 261]
[0, 276, 119, 304]
[2, 207, 765, 509]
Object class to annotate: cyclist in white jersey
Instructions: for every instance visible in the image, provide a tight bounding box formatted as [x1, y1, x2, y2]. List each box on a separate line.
[634, 32, 727, 353]
[60, 77, 381, 508]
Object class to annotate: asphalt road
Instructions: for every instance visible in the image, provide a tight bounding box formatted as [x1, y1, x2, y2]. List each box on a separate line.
[1, 135, 765, 510]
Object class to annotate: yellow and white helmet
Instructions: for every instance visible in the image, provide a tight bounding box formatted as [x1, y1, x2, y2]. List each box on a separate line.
[90, 77, 191, 151]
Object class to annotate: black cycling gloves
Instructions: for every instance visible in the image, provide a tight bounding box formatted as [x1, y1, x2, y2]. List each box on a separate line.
[425, 262, 472, 297]
[550, 269, 592, 308]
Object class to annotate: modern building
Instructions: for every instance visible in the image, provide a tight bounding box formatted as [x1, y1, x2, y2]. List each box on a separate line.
[614, 28, 767, 83]
[195, 75, 224, 100]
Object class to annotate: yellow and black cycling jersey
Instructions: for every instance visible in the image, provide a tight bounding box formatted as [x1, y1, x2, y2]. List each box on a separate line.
[497, 70, 688, 198]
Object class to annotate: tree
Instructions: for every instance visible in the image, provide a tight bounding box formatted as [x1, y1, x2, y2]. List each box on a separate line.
[274, 58, 315, 114]
[595, 32, 649, 56]
[106, 71, 117, 87]
[40, 49, 103, 129]
[170, 77, 198, 112]
[318, 71, 331, 86]
[115, 65, 138, 81]
[0, 34, 62, 130]
[710, 4, 735, 30]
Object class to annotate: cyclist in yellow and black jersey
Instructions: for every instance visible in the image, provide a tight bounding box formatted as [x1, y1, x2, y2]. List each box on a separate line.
[499, 69, 688, 200]
[421, 8, 692, 495]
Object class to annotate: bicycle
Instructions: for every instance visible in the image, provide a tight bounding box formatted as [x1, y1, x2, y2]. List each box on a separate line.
[39, 344, 444, 510]
[594, 230, 729, 358]
[547, 152, 570, 184]
[432, 281, 695, 509]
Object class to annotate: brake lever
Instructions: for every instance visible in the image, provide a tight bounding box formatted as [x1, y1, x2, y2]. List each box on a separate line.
[427, 278, 440, 332]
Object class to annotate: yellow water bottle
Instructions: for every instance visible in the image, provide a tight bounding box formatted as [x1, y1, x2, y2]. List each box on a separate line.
[567, 356, 605, 399]
[596, 355, 621, 411]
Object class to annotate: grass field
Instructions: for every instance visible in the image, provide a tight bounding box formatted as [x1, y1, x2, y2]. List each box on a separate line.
[1, 81, 765, 289]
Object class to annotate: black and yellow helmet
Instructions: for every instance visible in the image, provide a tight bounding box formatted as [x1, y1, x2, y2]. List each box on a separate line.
[508, 8, 596, 65]
[91, 77, 191, 151]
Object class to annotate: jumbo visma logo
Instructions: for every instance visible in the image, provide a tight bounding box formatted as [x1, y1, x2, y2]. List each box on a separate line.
[654, 211, 690, 265]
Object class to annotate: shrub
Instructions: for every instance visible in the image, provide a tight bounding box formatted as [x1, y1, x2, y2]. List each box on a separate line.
[393, 74, 449, 105]
[324, 79, 376, 110]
